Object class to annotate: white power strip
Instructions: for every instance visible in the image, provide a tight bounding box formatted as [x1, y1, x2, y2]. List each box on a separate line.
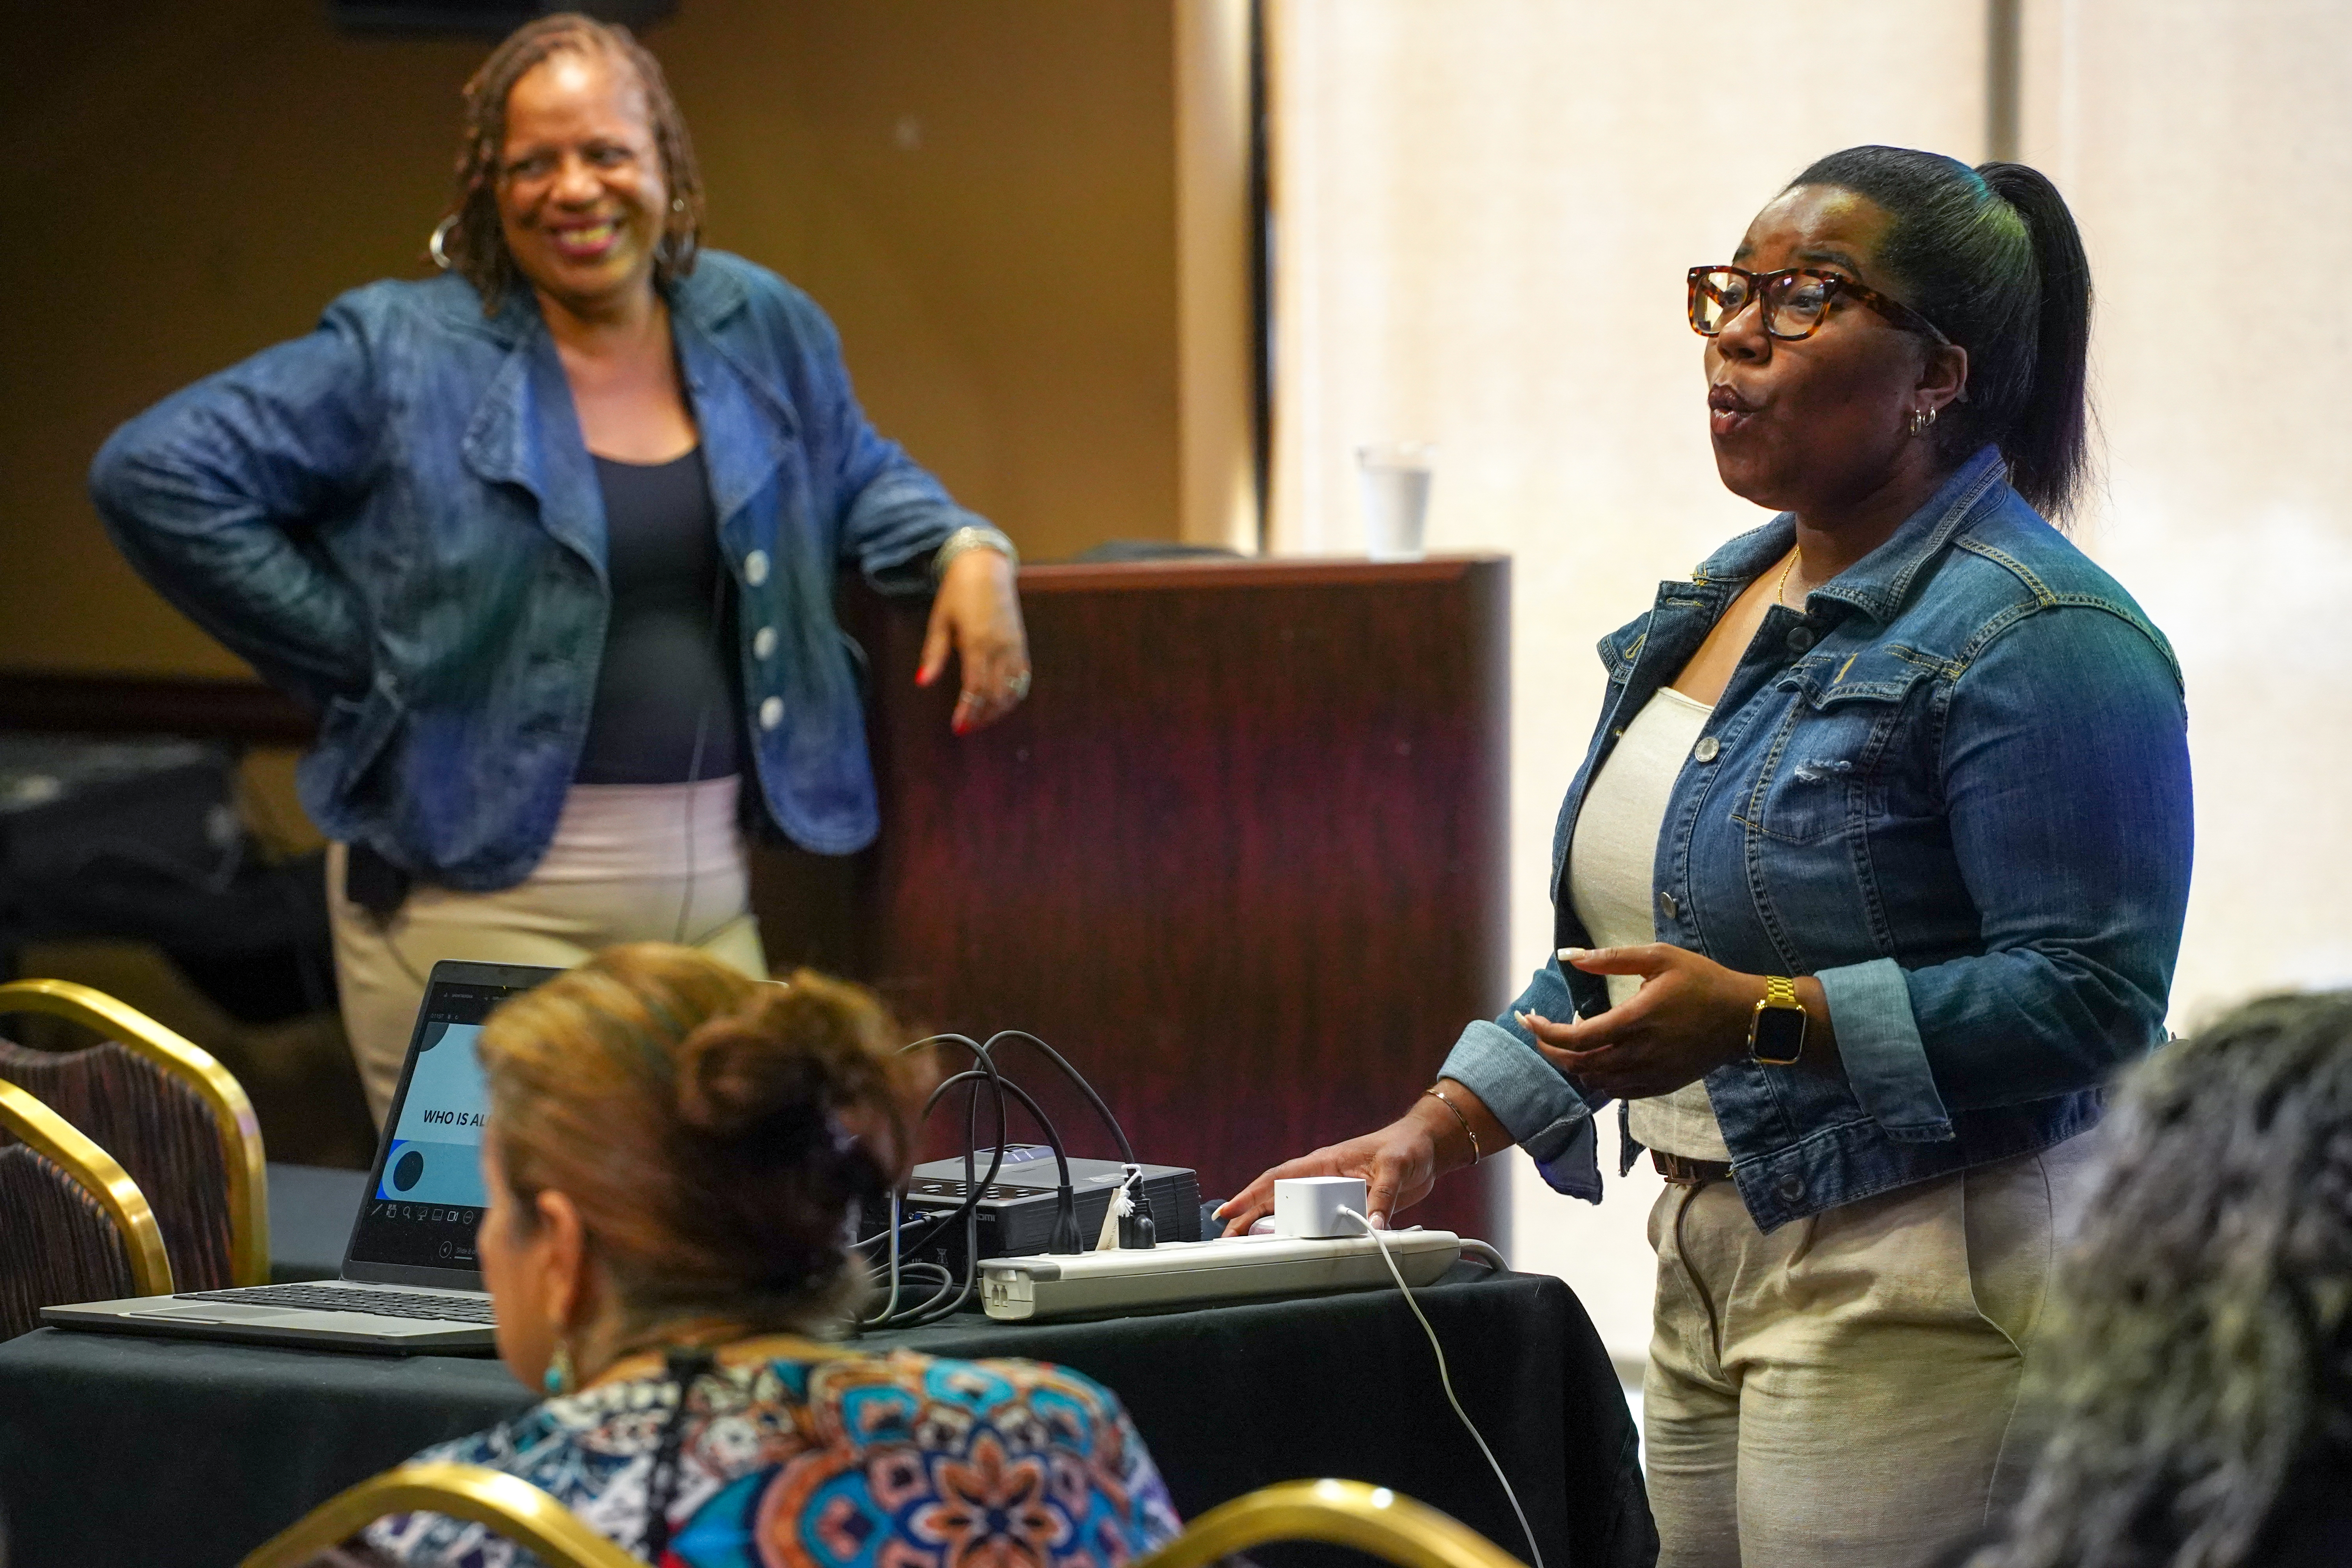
[976, 1228, 1461, 1320]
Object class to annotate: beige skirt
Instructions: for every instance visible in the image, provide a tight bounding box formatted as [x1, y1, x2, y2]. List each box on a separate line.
[327, 776, 767, 1120]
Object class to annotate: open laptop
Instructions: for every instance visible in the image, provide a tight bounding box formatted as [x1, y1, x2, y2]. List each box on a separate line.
[42, 959, 559, 1354]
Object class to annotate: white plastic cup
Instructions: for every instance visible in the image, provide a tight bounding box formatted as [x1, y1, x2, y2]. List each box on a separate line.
[1356, 441, 1434, 562]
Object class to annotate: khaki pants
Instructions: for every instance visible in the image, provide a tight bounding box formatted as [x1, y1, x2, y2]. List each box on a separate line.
[1642, 1139, 2094, 1568]
[327, 840, 766, 1122]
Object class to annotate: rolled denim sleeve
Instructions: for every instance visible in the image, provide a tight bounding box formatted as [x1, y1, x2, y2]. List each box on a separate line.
[1438, 955, 1603, 1201]
[1835, 603, 2191, 1128]
[90, 300, 381, 707]
[1817, 955, 1951, 1139]
[775, 287, 994, 592]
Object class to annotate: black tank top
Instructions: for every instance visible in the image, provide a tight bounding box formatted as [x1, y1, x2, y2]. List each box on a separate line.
[572, 448, 742, 785]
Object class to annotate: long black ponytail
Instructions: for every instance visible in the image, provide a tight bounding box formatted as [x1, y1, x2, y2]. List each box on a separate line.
[1791, 147, 2094, 521]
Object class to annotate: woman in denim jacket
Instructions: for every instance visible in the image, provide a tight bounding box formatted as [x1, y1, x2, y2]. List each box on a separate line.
[1223, 147, 2192, 1568]
[91, 16, 1030, 1118]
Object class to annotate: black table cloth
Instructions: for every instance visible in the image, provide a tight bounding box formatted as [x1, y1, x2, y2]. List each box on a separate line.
[0, 1264, 1653, 1568]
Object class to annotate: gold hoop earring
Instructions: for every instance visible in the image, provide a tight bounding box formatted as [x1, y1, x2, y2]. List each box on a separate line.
[428, 216, 457, 272]
[1908, 406, 1939, 437]
[543, 1338, 575, 1396]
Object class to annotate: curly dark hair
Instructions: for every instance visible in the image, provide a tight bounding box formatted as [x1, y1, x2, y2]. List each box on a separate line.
[1984, 991, 2352, 1568]
[432, 12, 704, 312]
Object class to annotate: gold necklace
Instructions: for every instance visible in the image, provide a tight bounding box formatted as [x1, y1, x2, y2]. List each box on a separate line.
[1774, 551, 1802, 609]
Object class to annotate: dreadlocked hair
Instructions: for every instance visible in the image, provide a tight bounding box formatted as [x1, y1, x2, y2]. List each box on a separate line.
[1984, 991, 2352, 1568]
[434, 11, 704, 312]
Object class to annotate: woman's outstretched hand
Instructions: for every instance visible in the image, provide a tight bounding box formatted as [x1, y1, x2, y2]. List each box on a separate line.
[1213, 1118, 1440, 1237]
[1522, 944, 1824, 1098]
[1214, 1085, 1501, 1236]
[918, 547, 1031, 735]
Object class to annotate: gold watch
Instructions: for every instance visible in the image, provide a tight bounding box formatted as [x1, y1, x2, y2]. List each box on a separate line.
[1748, 975, 1807, 1066]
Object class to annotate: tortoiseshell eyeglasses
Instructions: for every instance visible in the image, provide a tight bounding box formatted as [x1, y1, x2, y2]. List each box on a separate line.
[1687, 265, 1951, 347]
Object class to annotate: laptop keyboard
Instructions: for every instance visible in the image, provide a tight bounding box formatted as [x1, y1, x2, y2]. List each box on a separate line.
[178, 1285, 495, 1324]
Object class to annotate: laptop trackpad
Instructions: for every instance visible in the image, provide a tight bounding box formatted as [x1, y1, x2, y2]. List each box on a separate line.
[129, 1302, 298, 1324]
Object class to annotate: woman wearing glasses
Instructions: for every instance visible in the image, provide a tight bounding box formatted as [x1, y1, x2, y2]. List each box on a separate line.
[1222, 145, 2192, 1568]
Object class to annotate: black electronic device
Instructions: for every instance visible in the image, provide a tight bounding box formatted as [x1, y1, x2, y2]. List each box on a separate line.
[865, 1150, 1202, 1271]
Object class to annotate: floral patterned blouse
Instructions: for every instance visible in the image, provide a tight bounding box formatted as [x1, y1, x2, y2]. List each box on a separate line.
[359, 1346, 1183, 1568]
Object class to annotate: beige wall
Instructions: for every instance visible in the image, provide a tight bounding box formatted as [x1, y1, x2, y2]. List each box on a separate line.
[0, 0, 1181, 679]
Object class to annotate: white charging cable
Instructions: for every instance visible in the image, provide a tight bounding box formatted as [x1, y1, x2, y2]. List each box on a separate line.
[1337, 1207, 1543, 1568]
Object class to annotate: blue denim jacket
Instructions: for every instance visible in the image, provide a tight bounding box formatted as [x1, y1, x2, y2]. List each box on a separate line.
[92, 252, 987, 889]
[1440, 447, 2193, 1229]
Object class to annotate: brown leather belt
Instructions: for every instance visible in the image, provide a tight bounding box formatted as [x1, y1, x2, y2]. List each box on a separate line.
[1652, 1149, 1734, 1187]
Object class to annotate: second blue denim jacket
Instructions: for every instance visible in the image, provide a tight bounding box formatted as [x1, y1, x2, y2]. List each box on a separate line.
[1440, 447, 2194, 1229]
[91, 252, 987, 889]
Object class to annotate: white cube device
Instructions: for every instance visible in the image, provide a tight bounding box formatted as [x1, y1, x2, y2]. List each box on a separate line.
[1272, 1176, 1369, 1239]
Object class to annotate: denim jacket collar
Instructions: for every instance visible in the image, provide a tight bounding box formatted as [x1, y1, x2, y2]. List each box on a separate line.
[1691, 443, 2010, 626]
[455, 264, 797, 577]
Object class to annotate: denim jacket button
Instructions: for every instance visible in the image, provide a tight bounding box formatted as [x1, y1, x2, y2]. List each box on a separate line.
[1785, 625, 1815, 653]
[744, 549, 771, 587]
[759, 695, 784, 731]
[1775, 1173, 1804, 1202]
[1658, 890, 1679, 920]
[1693, 735, 1720, 763]
[752, 626, 778, 660]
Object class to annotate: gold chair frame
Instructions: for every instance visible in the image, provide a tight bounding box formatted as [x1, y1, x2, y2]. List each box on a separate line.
[0, 978, 270, 1285]
[1135, 1479, 1530, 1568]
[0, 1076, 175, 1297]
[242, 1468, 1521, 1568]
[240, 1463, 641, 1568]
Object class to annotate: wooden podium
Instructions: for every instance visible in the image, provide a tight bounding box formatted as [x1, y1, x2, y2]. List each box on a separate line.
[754, 555, 1512, 1239]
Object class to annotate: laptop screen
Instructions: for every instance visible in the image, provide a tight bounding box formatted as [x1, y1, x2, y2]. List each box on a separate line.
[345, 962, 558, 1277]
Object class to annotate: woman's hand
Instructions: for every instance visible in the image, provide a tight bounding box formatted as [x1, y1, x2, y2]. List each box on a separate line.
[1214, 1087, 1497, 1236]
[917, 547, 1030, 735]
[1521, 944, 1787, 1099]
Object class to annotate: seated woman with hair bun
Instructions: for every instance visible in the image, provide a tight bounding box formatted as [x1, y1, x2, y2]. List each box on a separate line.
[339, 944, 1182, 1568]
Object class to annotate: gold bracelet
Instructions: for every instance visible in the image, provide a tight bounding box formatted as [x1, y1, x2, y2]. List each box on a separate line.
[1423, 1085, 1482, 1166]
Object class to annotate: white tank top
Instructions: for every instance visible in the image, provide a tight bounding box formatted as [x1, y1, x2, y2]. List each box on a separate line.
[1566, 688, 1732, 1160]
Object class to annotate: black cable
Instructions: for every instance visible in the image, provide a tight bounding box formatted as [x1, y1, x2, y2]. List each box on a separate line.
[671, 550, 731, 946]
[982, 1030, 1151, 1247]
[853, 1034, 1009, 1330]
[915, 1068, 1084, 1256]
[980, 1030, 1136, 1165]
[641, 1344, 717, 1561]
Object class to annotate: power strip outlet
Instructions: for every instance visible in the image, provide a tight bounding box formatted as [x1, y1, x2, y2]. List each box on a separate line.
[977, 1228, 1461, 1321]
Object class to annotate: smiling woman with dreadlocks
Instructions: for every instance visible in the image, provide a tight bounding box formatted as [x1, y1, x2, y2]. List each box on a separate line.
[91, 13, 1031, 1123]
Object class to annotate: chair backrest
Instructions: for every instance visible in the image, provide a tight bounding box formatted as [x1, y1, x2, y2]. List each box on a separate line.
[239, 1462, 641, 1568]
[0, 1040, 233, 1290]
[0, 1078, 174, 1339]
[0, 979, 268, 1286]
[1131, 1479, 1531, 1568]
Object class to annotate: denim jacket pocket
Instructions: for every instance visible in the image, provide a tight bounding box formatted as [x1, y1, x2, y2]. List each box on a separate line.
[318, 674, 405, 804]
[1737, 652, 1928, 847]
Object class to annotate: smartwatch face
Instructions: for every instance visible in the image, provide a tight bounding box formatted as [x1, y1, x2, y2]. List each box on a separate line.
[1751, 1005, 1807, 1067]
